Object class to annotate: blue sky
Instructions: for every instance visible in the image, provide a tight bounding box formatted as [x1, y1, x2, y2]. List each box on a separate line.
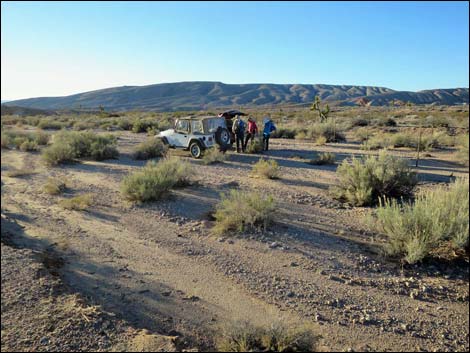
[1, 1, 469, 100]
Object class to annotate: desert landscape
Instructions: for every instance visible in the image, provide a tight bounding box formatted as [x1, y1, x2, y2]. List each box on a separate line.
[2, 1, 469, 352]
[1, 103, 469, 352]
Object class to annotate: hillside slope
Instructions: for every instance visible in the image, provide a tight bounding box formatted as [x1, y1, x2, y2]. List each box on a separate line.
[5, 82, 469, 111]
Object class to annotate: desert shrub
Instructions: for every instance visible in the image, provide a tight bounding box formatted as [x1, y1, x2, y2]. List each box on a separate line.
[89, 136, 119, 160]
[456, 135, 469, 166]
[350, 117, 369, 127]
[42, 143, 77, 166]
[131, 119, 158, 133]
[43, 178, 67, 195]
[118, 119, 133, 131]
[315, 135, 327, 145]
[73, 121, 95, 131]
[1, 131, 12, 149]
[133, 137, 167, 160]
[252, 158, 280, 179]
[246, 136, 264, 153]
[373, 117, 397, 127]
[212, 190, 276, 236]
[361, 133, 393, 150]
[121, 157, 192, 202]
[272, 127, 297, 139]
[202, 147, 226, 165]
[425, 115, 450, 128]
[33, 131, 50, 145]
[59, 194, 94, 210]
[216, 321, 319, 352]
[42, 131, 118, 165]
[354, 127, 374, 142]
[5, 168, 35, 178]
[332, 151, 417, 206]
[19, 140, 39, 152]
[296, 122, 345, 142]
[38, 120, 65, 130]
[308, 152, 335, 165]
[369, 178, 469, 264]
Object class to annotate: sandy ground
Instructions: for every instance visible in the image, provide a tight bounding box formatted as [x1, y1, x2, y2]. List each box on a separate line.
[1, 131, 469, 352]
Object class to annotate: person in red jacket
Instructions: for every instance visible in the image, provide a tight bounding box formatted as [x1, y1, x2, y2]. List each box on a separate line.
[244, 117, 258, 150]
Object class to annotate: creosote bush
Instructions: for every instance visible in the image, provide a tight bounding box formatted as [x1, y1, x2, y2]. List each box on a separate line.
[456, 135, 469, 166]
[332, 151, 417, 206]
[368, 178, 469, 264]
[252, 158, 280, 179]
[202, 147, 226, 165]
[120, 157, 192, 202]
[212, 190, 276, 236]
[216, 321, 319, 352]
[42, 131, 118, 166]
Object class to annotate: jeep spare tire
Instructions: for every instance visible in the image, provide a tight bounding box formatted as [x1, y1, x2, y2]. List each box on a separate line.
[215, 127, 230, 146]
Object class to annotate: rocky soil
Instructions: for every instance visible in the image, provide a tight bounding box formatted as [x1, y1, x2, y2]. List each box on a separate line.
[1, 132, 469, 352]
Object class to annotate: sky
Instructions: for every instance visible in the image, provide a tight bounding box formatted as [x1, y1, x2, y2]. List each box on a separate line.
[1, 1, 469, 100]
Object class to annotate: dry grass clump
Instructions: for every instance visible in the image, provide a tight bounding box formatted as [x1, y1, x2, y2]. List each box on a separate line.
[246, 136, 264, 153]
[332, 151, 417, 206]
[59, 194, 94, 210]
[216, 321, 319, 352]
[308, 152, 335, 165]
[212, 190, 276, 236]
[368, 178, 469, 264]
[5, 168, 36, 178]
[42, 131, 118, 166]
[132, 137, 168, 160]
[202, 147, 226, 165]
[456, 134, 469, 166]
[43, 178, 67, 195]
[121, 157, 192, 202]
[252, 158, 280, 179]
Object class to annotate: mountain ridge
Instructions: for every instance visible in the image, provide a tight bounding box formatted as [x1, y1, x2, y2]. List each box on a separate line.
[4, 81, 468, 111]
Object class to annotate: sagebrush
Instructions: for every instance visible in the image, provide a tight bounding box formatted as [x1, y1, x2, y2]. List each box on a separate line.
[212, 190, 276, 236]
[332, 151, 417, 206]
[368, 178, 469, 264]
[121, 157, 192, 202]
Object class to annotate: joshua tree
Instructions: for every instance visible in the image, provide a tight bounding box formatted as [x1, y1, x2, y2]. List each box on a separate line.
[310, 95, 330, 123]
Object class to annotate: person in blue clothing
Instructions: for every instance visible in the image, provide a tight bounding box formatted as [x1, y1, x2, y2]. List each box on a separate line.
[262, 116, 276, 151]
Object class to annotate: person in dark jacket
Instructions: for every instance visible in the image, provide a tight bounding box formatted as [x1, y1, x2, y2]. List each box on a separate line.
[244, 117, 258, 150]
[232, 115, 246, 153]
[262, 116, 276, 151]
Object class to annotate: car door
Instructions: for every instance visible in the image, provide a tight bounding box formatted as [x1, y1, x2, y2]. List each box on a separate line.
[174, 120, 191, 147]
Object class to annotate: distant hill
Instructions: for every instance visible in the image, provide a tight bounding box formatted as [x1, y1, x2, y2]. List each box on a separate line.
[4, 82, 469, 112]
[0, 105, 57, 116]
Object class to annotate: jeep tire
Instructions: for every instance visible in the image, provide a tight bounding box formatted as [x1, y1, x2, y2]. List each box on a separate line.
[189, 141, 203, 159]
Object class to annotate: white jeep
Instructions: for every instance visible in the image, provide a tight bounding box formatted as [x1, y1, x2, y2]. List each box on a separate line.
[158, 116, 232, 158]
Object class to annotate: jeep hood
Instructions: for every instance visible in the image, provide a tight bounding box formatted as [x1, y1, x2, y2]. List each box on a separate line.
[158, 129, 175, 137]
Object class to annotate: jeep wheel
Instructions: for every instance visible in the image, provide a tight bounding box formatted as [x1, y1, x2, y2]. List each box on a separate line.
[215, 127, 230, 146]
[189, 141, 203, 159]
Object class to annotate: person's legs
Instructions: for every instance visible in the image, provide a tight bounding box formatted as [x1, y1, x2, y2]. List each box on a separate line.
[263, 135, 267, 151]
[240, 133, 245, 152]
[265, 135, 270, 151]
[244, 133, 252, 150]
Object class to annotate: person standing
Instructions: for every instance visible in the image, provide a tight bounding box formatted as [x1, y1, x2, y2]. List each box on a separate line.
[244, 117, 258, 151]
[232, 115, 246, 153]
[262, 116, 276, 151]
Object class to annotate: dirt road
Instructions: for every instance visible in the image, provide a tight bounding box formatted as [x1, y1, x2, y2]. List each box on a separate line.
[1, 133, 468, 351]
